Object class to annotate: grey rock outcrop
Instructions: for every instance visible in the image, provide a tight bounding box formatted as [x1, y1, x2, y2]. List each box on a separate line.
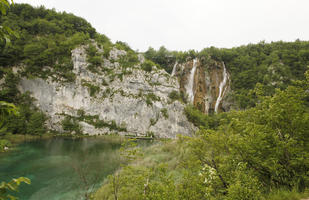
[19, 46, 195, 138]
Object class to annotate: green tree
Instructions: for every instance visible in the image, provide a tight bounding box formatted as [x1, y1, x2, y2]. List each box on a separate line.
[0, 101, 18, 135]
[26, 112, 46, 135]
[0, 0, 17, 47]
[190, 70, 309, 197]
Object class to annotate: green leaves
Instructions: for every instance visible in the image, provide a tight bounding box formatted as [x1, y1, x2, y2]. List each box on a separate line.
[185, 70, 309, 198]
[0, 0, 18, 47]
[120, 139, 143, 162]
[0, 101, 18, 134]
[0, 101, 18, 116]
[0, 177, 31, 200]
[0, 0, 10, 15]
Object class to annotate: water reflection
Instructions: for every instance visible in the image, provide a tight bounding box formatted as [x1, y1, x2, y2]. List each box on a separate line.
[0, 137, 123, 200]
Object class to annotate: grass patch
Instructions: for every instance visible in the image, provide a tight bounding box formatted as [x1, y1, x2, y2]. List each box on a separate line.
[265, 189, 309, 200]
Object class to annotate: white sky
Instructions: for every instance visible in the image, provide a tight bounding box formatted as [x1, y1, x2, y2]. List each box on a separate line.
[15, 0, 309, 52]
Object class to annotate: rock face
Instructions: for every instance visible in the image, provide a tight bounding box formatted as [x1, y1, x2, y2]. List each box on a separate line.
[172, 57, 231, 114]
[18, 46, 195, 138]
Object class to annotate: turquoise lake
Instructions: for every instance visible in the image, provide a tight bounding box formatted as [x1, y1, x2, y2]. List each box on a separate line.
[0, 137, 126, 200]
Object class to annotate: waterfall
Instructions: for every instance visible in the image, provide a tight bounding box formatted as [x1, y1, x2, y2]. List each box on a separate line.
[171, 61, 178, 76]
[185, 58, 197, 103]
[214, 62, 228, 113]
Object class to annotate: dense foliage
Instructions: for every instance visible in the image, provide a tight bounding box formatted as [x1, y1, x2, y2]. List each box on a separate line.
[95, 71, 309, 199]
[145, 41, 309, 109]
[0, 2, 31, 198]
[0, 3, 98, 80]
[0, 71, 47, 136]
[144, 46, 196, 73]
[0, 2, 47, 137]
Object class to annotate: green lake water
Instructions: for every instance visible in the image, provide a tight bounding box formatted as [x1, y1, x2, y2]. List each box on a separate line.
[0, 137, 125, 200]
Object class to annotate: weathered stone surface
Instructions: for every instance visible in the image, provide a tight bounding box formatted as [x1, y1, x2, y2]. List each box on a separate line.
[18, 46, 195, 138]
[109, 47, 126, 60]
[175, 58, 231, 114]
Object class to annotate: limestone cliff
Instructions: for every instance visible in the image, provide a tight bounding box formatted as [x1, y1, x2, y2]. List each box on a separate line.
[172, 57, 231, 114]
[18, 45, 195, 138]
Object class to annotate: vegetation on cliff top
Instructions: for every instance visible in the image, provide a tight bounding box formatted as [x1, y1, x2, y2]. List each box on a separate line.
[145, 41, 309, 109]
[0, 3, 131, 137]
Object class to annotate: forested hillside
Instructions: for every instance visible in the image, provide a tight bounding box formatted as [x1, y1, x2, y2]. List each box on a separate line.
[145, 41, 309, 108]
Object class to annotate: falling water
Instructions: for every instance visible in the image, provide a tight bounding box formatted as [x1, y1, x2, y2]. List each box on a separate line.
[185, 58, 197, 103]
[214, 62, 228, 113]
[171, 61, 178, 76]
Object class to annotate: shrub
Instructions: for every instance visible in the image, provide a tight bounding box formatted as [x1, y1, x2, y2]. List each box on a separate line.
[26, 112, 47, 135]
[141, 60, 155, 72]
[150, 118, 157, 126]
[0, 139, 11, 152]
[168, 90, 181, 102]
[63, 72, 76, 82]
[184, 105, 220, 129]
[88, 56, 102, 66]
[82, 81, 100, 97]
[86, 44, 97, 57]
[147, 93, 160, 101]
[61, 116, 83, 134]
[161, 108, 169, 119]
[146, 97, 153, 106]
[101, 79, 108, 86]
[145, 93, 160, 107]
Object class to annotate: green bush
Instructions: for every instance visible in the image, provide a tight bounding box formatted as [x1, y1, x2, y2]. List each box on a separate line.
[62, 72, 76, 82]
[147, 93, 160, 101]
[26, 112, 46, 135]
[145, 93, 160, 107]
[265, 189, 309, 200]
[82, 81, 100, 97]
[86, 44, 104, 74]
[61, 116, 83, 134]
[146, 97, 153, 106]
[184, 105, 221, 129]
[141, 60, 155, 72]
[86, 44, 97, 57]
[88, 56, 102, 66]
[225, 164, 262, 200]
[149, 118, 157, 126]
[0, 139, 11, 152]
[168, 90, 181, 102]
[101, 78, 108, 86]
[161, 108, 169, 119]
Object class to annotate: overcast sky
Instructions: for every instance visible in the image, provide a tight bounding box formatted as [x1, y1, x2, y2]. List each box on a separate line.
[15, 0, 309, 52]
